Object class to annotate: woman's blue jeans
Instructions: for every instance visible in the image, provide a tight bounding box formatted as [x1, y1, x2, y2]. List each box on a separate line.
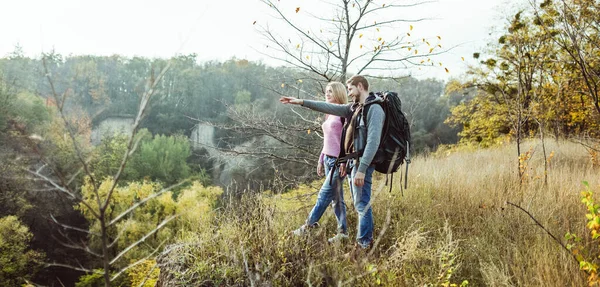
[306, 155, 347, 234]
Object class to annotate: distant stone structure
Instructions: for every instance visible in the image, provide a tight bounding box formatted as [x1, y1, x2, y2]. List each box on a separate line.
[91, 115, 134, 145]
[190, 123, 259, 186]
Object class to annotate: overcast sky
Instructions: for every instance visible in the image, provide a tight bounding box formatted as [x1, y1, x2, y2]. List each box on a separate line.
[1, 0, 520, 81]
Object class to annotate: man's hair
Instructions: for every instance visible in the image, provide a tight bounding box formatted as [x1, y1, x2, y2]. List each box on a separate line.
[346, 75, 369, 91]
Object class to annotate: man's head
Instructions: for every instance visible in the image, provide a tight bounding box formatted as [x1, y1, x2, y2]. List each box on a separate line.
[346, 75, 369, 103]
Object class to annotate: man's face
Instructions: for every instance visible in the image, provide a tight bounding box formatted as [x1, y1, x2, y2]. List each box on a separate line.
[347, 84, 359, 100]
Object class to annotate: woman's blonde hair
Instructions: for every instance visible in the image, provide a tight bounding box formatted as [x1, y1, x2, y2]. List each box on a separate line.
[327, 82, 348, 104]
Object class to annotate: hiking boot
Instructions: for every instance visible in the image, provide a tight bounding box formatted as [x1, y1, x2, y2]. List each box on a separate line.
[292, 222, 319, 236]
[327, 233, 349, 244]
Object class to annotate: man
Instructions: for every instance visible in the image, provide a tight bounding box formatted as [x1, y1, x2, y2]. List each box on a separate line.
[280, 75, 385, 249]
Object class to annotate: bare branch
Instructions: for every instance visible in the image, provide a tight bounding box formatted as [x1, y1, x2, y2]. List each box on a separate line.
[45, 262, 99, 274]
[103, 62, 172, 210]
[109, 215, 178, 265]
[108, 179, 189, 226]
[50, 214, 101, 237]
[110, 240, 166, 282]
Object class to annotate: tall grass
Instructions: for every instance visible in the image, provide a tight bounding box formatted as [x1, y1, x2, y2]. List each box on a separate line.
[158, 139, 599, 286]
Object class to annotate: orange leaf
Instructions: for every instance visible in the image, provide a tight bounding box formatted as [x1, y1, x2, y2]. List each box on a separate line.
[445, 67, 449, 73]
[295, 7, 300, 13]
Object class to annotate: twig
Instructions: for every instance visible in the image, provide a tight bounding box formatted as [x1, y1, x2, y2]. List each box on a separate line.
[505, 201, 579, 264]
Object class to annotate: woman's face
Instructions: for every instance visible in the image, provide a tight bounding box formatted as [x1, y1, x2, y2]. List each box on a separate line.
[325, 85, 336, 103]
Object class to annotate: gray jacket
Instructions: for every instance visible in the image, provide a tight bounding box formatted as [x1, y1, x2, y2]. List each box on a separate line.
[302, 99, 385, 173]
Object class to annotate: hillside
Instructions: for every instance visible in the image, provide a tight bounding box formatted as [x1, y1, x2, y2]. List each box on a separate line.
[157, 139, 599, 286]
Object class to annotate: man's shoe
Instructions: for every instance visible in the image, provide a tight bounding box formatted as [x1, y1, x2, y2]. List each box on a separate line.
[327, 233, 349, 244]
[292, 222, 319, 236]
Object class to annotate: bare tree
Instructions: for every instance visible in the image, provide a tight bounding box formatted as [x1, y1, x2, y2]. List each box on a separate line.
[257, 0, 447, 84]
[24, 57, 174, 287]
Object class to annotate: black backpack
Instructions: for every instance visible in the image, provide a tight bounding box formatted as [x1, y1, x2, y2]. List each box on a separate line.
[333, 91, 411, 191]
[365, 91, 411, 176]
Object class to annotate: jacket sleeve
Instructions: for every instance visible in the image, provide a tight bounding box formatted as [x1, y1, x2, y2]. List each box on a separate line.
[358, 104, 385, 173]
[302, 100, 352, 117]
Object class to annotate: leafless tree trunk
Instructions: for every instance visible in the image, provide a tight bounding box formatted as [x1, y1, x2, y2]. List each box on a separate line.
[25, 57, 176, 286]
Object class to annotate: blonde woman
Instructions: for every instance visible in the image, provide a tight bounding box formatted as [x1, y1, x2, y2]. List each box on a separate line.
[292, 82, 349, 243]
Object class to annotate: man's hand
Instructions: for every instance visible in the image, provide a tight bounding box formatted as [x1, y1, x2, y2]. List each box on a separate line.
[339, 163, 346, 177]
[353, 171, 365, 187]
[317, 161, 324, 177]
[279, 96, 304, 105]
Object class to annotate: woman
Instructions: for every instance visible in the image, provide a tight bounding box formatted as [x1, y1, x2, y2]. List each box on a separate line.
[292, 81, 349, 243]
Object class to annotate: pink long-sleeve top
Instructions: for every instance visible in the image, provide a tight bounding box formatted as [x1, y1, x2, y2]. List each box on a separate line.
[319, 114, 344, 163]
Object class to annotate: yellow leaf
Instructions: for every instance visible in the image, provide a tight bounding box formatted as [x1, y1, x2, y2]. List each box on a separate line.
[307, 129, 311, 134]
[437, 35, 441, 40]
[438, 44, 442, 48]
[427, 58, 431, 62]
[382, 3, 386, 7]
[415, 49, 418, 54]
[429, 48, 434, 53]
[281, 83, 285, 88]
[296, 44, 300, 49]
[445, 67, 449, 73]
[426, 41, 430, 46]
[359, 34, 363, 38]
[376, 28, 380, 32]
[420, 60, 425, 64]
[422, 38, 425, 42]
[360, 44, 363, 49]
[378, 37, 382, 41]
[298, 79, 303, 83]
[439, 62, 443, 66]
[410, 25, 413, 31]
[407, 33, 411, 36]
[461, 57, 465, 61]
[408, 47, 412, 51]
[329, 41, 332, 46]
[306, 55, 310, 60]
[295, 7, 300, 13]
